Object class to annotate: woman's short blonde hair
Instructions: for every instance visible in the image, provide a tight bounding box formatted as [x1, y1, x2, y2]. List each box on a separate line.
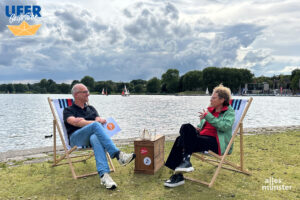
[213, 84, 231, 106]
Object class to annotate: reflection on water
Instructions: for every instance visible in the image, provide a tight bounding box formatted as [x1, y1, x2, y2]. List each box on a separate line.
[0, 94, 299, 152]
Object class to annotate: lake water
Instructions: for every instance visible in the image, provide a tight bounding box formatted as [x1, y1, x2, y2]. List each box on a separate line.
[0, 94, 300, 153]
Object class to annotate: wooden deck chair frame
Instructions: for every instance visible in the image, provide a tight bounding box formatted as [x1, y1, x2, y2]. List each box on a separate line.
[185, 97, 253, 188]
[48, 97, 115, 179]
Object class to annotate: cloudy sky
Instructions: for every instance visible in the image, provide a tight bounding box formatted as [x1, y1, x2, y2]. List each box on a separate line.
[0, 0, 300, 83]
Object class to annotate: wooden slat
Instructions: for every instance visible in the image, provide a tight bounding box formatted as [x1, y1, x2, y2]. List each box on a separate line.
[107, 152, 115, 172]
[185, 177, 209, 186]
[52, 146, 78, 166]
[53, 120, 57, 164]
[240, 123, 244, 171]
[54, 158, 91, 166]
[76, 172, 99, 179]
[205, 159, 251, 175]
[208, 150, 244, 171]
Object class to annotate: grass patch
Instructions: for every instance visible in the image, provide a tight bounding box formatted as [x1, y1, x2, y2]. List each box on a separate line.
[0, 131, 299, 199]
[0, 162, 7, 169]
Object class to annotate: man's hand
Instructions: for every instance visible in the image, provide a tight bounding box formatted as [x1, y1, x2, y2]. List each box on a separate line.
[95, 117, 106, 124]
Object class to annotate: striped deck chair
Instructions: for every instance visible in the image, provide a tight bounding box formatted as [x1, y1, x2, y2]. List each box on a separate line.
[47, 97, 115, 179]
[185, 97, 253, 188]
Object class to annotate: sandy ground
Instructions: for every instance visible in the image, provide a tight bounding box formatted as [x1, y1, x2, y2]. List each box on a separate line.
[1, 125, 299, 165]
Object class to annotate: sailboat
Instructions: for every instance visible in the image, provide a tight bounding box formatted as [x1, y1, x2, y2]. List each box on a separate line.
[101, 88, 105, 95]
[205, 87, 209, 95]
[122, 85, 130, 96]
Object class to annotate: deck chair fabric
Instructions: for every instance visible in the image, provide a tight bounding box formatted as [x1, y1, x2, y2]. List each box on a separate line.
[231, 99, 248, 132]
[185, 97, 253, 188]
[53, 98, 91, 150]
[48, 97, 115, 179]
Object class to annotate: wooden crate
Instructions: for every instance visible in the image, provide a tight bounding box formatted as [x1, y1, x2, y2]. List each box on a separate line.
[134, 135, 165, 174]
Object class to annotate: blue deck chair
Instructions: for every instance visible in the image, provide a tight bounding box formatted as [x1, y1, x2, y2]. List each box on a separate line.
[48, 97, 115, 179]
[185, 97, 253, 187]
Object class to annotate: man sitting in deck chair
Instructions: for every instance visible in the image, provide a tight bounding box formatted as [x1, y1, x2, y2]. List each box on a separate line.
[164, 84, 235, 187]
[63, 83, 135, 190]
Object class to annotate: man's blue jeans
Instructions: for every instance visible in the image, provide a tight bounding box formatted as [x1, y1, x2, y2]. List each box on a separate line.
[70, 122, 119, 176]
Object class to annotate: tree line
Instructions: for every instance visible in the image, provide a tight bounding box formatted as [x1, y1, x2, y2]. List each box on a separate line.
[1, 67, 299, 94]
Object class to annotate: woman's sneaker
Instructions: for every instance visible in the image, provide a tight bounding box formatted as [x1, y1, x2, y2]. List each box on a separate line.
[101, 173, 117, 189]
[117, 151, 136, 166]
[164, 173, 185, 187]
[174, 159, 194, 173]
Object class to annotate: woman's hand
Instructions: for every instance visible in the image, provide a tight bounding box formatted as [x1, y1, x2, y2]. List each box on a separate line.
[198, 109, 207, 120]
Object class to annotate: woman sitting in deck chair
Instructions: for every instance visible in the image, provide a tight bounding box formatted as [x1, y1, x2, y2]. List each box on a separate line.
[164, 84, 235, 188]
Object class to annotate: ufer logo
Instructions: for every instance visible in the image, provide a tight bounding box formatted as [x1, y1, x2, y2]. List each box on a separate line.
[5, 5, 42, 36]
[107, 123, 115, 131]
[6, 5, 41, 17]
[140, 147, 148, 155]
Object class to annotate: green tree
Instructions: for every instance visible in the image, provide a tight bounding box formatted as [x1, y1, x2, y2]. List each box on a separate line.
[178, 76, 184, 92]
[291, 69, 300, 80]
[290, 69, 300, 93]
[47, 79, 58, 93]
[239, 69, 254, 85]
[104, 80, 116, 94]
[14, 84, 29, 93]
[29, 83, 43, 93]
[94, 81, 115, 94]
[146, 77, 161, 93]
[134, 84, 146, 93]
[39, 79, 48, 92]
[0, 84, 7, 93]
[161, 69, 180, 93]
[203, 67, 253, 93]
[71, 80, 80, 88]
[131, 79, 146, 93]
[130, 79, 147, 86]
[58, 83, 71, 94]
[253, 76, 273, 89]
[94, 81, 106, 94]
[116, 82, 130, 93]
[202, 67, 221, 93]
[182, 70, 203, 91]
[81, 76, 95, 91]
[7, 84, 15, 93]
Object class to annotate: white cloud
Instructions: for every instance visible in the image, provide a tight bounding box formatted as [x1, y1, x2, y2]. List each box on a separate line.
[0, 0, 299, 82]
[279, 66, 300, 74]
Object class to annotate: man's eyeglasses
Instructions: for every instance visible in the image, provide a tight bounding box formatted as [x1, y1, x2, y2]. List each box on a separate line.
[77, 90, 89, 94]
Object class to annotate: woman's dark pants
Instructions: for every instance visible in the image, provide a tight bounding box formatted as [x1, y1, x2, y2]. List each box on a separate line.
[165, 123, 218, 170]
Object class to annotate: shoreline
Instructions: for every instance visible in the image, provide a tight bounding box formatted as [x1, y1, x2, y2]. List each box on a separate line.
[1, 125, 299, 164]
[1, 93, 300, 97]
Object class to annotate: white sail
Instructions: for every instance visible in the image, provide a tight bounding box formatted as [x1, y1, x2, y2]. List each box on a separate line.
[206, 87, 209, 95]
[101, 88, 105, 95]
[122, 85, 130, 96]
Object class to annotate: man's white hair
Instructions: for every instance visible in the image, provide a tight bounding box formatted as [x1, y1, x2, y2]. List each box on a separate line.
[71, 83, 86, 97]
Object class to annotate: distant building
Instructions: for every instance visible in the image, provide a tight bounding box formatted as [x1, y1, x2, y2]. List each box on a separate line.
[244, 82, 292, 95]
[244, 83, 269, 94]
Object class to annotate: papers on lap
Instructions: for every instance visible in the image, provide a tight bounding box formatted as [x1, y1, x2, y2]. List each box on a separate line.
[103, 117, 121, 137]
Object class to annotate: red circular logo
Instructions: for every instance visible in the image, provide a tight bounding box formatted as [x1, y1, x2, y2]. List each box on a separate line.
[107, 123, 115, 130]
[140, 147, 148, 155]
